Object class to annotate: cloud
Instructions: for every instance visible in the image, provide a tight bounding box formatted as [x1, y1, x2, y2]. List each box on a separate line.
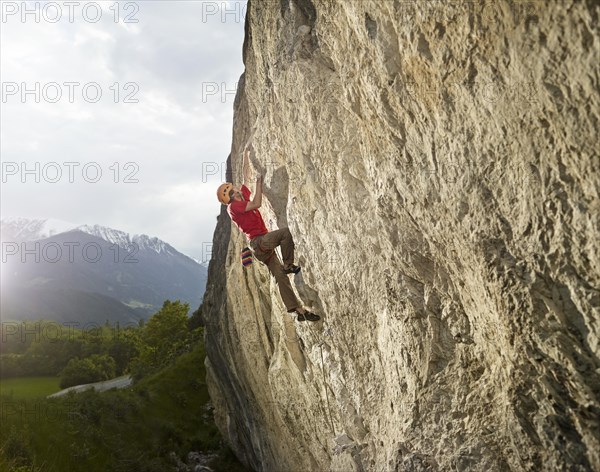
[1, 0, 247, 258]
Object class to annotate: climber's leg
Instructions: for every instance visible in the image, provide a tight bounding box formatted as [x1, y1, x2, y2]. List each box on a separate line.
[259, 227, 295, 268]
[262, 252, 320, 321]
[265, 252, 300, 312]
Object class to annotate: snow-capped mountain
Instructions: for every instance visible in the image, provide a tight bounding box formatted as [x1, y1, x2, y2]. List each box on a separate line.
[1, 218, 208, 323]
[78, 224, 175, 256]
[1, 218, 181, 257]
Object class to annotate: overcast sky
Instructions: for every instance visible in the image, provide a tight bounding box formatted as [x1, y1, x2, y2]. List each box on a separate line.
[1, 0, 247, 261]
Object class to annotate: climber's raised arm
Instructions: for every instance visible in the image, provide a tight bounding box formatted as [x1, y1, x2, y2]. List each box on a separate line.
[242, 145, 252, 187]
[245, 174, 262, 211]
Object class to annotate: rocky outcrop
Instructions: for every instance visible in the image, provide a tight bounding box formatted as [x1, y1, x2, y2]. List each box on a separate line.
[200, 1, 599, 470]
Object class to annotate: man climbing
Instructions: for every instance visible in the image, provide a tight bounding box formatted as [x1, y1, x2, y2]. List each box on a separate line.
[216, 146, 320, 322]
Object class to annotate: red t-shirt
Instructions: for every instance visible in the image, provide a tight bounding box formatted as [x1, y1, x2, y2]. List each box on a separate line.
[227, 184, 269, 240]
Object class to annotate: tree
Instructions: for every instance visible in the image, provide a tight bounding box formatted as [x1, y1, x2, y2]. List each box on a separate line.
[59, 354, 116, 389]
[108, 329, 140, 375]
[188, 305, 205, 331]
[130, 300, 191, 381]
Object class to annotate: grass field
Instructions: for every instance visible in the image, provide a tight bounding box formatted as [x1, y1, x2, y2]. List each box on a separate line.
[0, 376, 61, 399]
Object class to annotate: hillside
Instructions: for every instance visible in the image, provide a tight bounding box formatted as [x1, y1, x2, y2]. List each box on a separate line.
[0, 337, 248, 471]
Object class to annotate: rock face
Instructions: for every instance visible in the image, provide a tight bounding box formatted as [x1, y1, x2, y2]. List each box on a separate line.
[200, 1, 599, 470]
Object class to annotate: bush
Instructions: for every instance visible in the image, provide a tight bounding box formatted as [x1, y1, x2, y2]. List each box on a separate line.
[59, 354, 116, 389]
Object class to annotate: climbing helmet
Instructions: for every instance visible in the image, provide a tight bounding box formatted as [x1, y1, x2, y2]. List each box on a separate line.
[217, 182, 234, 205]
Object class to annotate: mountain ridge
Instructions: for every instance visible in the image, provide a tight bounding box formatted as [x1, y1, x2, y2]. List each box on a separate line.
[1, 218, 207, 322]
[1, 217, 188, 258]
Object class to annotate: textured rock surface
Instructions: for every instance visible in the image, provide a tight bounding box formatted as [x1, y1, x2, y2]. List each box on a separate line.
[201, 1, 599, 470]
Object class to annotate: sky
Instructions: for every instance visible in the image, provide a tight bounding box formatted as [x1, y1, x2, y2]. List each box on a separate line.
[0, 0, 247, 262]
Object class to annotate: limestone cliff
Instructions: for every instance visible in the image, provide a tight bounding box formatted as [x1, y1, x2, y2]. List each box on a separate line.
[200, 1, 599, 470]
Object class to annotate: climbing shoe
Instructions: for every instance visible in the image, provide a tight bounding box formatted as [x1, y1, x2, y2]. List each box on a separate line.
[296, 310, 320, 322]
[283, 264, 301, 275]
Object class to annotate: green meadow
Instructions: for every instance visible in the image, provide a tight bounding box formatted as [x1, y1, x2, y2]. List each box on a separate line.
[0, 376, 61, 400]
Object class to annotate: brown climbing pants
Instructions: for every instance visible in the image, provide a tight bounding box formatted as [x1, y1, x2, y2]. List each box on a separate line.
[249, 227, 300, 312]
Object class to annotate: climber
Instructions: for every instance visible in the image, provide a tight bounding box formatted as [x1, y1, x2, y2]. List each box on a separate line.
[216, 146, 320, 322]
